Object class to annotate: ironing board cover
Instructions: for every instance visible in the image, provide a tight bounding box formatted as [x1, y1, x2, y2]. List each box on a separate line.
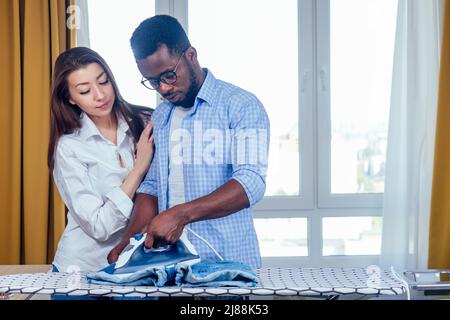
[0, 267, 405, 297]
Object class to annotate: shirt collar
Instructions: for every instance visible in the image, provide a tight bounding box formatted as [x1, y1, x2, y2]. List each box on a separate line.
[117, 114, 130, 134]
[78, 112, 130, 142]
[160, 69, 217, 127]
[195, 68, 216, 106]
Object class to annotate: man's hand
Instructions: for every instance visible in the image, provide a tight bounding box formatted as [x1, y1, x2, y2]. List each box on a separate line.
[144, 205, 189, 248]
[107, 239, 129, 264]
[141, 180, 250, 249]
[107, 194, 159, 264]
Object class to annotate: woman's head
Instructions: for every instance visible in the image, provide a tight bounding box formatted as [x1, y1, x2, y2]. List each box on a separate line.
[51, 47, 121, 122]
[66, 60, 115, 119]
[49, 47, 150, 170]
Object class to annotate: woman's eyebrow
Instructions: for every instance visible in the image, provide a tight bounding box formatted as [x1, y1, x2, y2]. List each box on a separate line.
[75, 71, 106, 87]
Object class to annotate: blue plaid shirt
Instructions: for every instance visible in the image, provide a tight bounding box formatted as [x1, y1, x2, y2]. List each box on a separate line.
[137, 70, 270, 268]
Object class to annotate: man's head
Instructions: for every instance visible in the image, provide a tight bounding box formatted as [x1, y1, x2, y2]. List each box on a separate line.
[131, 15, 205, 107]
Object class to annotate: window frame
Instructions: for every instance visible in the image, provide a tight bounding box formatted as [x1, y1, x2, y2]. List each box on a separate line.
[316, 0, 384, 209]
[174, 0, 385, 267]
[254, 0, 315, 211]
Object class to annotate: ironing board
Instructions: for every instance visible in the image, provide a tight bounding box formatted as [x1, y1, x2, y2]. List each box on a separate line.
[0, 267, 406, 299]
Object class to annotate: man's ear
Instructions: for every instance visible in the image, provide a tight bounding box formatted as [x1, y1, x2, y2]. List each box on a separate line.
[185, 46, 198, 63]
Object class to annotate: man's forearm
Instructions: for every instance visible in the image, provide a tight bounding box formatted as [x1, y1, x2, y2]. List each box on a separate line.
[181, 179, 249, 224]
[123, 193, 158, 239]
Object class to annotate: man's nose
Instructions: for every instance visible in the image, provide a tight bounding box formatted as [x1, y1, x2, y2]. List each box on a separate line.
[158, 82, 173, 95]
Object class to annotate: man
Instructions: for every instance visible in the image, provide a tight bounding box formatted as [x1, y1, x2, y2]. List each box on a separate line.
[108, 15, 270, 268]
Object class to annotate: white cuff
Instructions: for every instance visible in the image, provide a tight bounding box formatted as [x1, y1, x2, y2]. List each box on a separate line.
[105, 187, 133, 219]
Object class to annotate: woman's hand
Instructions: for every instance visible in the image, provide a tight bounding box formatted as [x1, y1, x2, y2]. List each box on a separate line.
[119, 122, 154, 200]
[134, 122, 154, 175]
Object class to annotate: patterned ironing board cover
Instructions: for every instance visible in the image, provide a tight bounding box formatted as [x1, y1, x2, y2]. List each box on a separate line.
[0, 267, 406, 297]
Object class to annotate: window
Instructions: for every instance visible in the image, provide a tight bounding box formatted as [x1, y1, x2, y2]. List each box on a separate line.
[81, 0, 398, 267]
[186, 0, 397, 267]
[323, 217, 382, 256]
[317, 0, 397, 208]
[86, 0, 157, 108]
[189, 0, 301, 197]
[254, 218, 308, 257]
[329, 0, 394, 195]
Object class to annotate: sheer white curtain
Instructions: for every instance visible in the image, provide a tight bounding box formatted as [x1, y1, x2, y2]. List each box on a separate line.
[380, 0, 444, 270]
[75, 0, 90, 47]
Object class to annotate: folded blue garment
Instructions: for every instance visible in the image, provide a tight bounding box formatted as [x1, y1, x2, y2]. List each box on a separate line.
[175, 259, 259, 287]
[87, 263, 169, 287]
[86, 259, 258, 288]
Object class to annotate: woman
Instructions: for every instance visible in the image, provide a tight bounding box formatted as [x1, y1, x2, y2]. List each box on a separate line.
[48, 47, 154, 272]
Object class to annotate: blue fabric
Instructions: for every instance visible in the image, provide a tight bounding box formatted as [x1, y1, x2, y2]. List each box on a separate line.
[87, 264, 168, 287]
[175, 260, 258, 287]
[136, 69, 270, 268]
[86, 259, 258, 288]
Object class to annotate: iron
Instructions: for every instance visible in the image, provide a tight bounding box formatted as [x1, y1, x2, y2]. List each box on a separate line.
[105, 231, 201, 276]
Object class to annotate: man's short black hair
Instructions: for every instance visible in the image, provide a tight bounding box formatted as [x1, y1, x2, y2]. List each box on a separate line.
[130, 15, 191, 60]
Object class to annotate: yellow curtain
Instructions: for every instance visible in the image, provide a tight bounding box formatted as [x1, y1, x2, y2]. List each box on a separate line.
[0, 0, 74, 264]
[429, 0, 450, 269]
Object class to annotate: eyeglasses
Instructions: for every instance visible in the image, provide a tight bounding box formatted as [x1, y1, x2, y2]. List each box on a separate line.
[140, 50, 186, 90]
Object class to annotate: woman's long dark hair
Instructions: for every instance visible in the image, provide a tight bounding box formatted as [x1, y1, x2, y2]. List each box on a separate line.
[48, 47, 152, 171]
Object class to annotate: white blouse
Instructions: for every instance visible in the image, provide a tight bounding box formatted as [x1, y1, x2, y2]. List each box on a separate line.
[52, 112, 137, 272]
